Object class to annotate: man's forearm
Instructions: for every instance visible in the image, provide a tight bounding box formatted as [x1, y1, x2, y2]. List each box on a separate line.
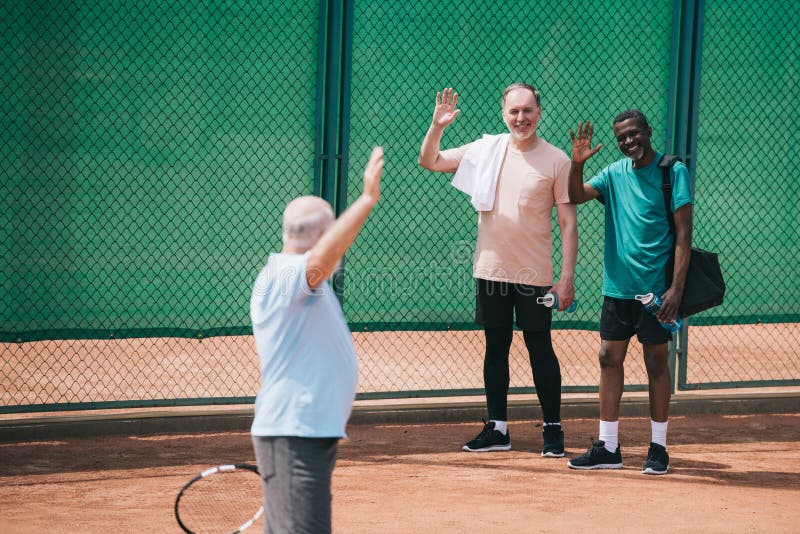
[670, 205, 693, 294]
[567, 161, 586, 204]
[418, 124, 445, 169]
[307, 194, 378, 287]
[315, 194, 377, 262]
[559, 210, 578, 281]
[671, 229, 691, 293]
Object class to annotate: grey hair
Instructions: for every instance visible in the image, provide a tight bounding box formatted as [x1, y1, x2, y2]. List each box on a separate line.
[502, 82, 541, 107]
[282, 210, 332, 248]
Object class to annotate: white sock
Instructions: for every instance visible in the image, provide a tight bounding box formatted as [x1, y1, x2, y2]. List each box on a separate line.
[490, 420, 507, 434]
[651, 419, 668, 449]
[599, 420, 619, 453]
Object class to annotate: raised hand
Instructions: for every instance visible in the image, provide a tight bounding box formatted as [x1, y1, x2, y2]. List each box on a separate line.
[570, 121, 603, 163]
[306, 146, 384, 288]
[432, 87, 461, 129]
[362, 146, 384, 203]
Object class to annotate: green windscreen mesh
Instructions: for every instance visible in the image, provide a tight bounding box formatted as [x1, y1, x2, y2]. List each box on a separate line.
[692, 0, 800, 325]
[2, 1, 798, 410]
[343, 0, 673, 328]
[3, 0, 319, 341]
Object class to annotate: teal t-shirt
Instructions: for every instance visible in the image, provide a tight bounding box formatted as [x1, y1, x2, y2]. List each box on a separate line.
[588, 153, 694, 299]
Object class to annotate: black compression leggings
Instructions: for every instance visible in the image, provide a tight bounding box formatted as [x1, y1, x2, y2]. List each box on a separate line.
[483, 327, 562, 423]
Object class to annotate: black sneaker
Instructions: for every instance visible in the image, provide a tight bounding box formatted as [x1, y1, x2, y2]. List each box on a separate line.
[642, 442, 670, 475]
[462, 421, 511, 452]
[541, 425, 565, 457]
[567, 439, 623, 469]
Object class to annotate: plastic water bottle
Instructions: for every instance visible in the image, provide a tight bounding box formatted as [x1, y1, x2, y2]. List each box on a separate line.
[635, 293, 682, 332]
[536, 293, 577, 313]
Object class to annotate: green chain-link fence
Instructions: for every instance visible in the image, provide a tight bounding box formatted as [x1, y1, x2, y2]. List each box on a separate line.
[677, 0, 800, 388]
[2, 0, 798, 413]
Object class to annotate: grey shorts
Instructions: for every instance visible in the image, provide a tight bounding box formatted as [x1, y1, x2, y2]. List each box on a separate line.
[252, 435, 339, 534]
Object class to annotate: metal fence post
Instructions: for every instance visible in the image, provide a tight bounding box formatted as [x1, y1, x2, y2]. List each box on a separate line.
[331, 0, 355, 304]
[313, 0, 330, 197]
[322, 0, 343, 206]
[313, 0, 348, 303]
[677, 319, 693, 390]
[665, 0, 682, 393]
[667, 0, 705, 390]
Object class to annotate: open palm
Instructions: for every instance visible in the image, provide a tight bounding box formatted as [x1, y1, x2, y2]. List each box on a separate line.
[432, 87, 461, 128]
[570, 121, 602, 163]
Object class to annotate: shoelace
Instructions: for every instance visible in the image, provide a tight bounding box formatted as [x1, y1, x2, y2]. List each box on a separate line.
[647, 445, 667, 462]
[588, 437, 606, 457]
[476, 421, 494, 439]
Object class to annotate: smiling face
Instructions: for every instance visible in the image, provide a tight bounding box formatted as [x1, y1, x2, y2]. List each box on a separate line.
[502, 87, 541, 149]
[613, 117, 654, 167]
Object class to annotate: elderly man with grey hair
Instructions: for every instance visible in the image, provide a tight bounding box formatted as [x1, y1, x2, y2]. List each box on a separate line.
[250, 147, 384, 533]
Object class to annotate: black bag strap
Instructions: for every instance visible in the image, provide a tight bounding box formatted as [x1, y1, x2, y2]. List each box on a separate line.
[658, 154, 681, 237]
[660, 154, 681, 288]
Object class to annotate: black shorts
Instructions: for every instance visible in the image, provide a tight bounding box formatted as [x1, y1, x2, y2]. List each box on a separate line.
[599, 296, 672, 345]
[475, 278, 552, 331]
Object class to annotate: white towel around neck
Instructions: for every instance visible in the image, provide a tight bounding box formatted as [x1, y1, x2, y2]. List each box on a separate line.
[450, 133, 510, 211]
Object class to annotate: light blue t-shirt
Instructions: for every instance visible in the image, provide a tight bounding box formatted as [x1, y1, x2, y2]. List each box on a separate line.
[250, 252, 358, 438]
[588, 153, 694, 299]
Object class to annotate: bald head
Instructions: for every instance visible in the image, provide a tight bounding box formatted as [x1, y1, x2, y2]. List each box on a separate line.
[282, 196, 334, 252]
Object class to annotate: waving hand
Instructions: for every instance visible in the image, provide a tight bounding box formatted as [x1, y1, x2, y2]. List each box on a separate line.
[432, 87, 461, 129]
[569, 121, 603, 164]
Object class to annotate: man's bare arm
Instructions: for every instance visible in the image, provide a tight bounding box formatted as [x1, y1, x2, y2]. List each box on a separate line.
[418, 87, 463, 173]
[549, 202, 578, 310]
[659, 203, 693, 322]
[567, 162, 601, 204]
[306, 147, 384, 288]
[567, 121, 602, 204]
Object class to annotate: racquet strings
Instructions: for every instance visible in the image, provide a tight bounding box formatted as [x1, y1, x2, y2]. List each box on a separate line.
[177, 467, 263, 533]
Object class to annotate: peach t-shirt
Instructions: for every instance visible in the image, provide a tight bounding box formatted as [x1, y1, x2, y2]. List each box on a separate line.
[452, 137, 571, 286]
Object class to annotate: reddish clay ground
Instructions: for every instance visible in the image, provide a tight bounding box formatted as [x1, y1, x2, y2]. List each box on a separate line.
[1, 413, 798, 533]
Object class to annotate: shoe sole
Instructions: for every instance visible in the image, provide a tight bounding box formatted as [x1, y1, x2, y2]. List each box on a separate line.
[462, 444, 512, 452]
[567, 462, 623, 470]
[642, 466, 669, 475]
[541, 451, 565, 458]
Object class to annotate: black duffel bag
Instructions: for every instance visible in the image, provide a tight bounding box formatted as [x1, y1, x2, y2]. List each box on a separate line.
[667, 247, 726, 317]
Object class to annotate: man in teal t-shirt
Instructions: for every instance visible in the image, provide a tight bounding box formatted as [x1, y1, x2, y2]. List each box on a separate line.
[563, 110, 694, 475]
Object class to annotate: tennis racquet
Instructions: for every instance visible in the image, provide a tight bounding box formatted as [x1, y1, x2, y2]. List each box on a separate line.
[174, 463, 264, 534]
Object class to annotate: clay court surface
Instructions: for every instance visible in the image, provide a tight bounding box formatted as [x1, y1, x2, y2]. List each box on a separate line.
[2, 324, 798, 532]
[1, 412, 798, 533]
